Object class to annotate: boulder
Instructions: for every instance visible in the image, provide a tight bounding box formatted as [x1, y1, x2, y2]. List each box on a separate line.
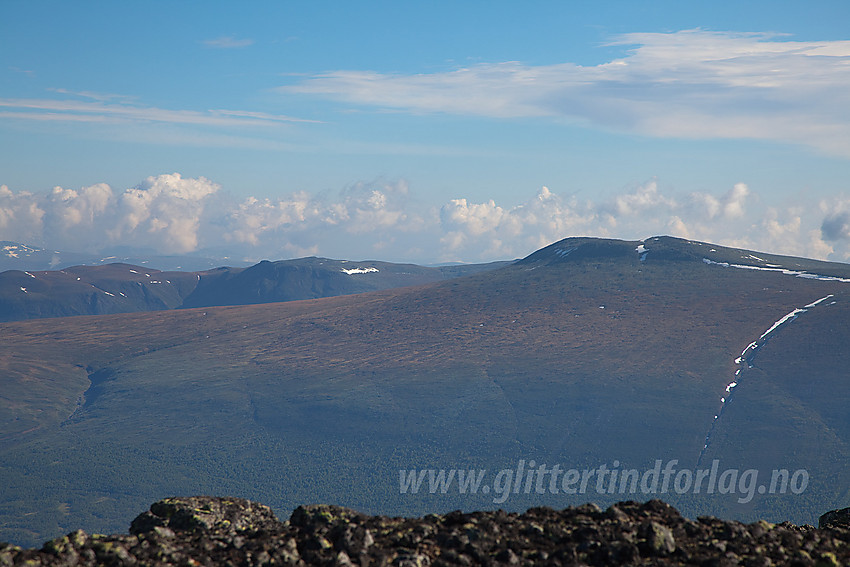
[819, 507, 850, 529]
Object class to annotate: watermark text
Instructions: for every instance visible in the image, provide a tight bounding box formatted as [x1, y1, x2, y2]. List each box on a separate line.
[399, 459, 808, 505]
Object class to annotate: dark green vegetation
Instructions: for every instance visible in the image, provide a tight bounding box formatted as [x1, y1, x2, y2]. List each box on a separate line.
[0, 256, 510, 321]
[1, 236, 849, 547]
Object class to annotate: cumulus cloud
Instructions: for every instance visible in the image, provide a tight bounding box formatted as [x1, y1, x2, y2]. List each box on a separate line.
[108, 173, 220, 253]
[1, 173, 849, 264]
[221, 179, 427, 260]
[606, 180, 677, 218]
[435, 181, 846, 264]
[281, 30, 850, 157]
[0, 185, 45, 245]
[42, 182, 114, 250]
[690, 183, 750, 220]
[440, 187, 605, 260]
[0, 174, 221, 255]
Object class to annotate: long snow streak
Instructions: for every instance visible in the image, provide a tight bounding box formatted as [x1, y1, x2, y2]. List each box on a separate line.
[698, 294, 835, 464]
[702, 258, 850, 283]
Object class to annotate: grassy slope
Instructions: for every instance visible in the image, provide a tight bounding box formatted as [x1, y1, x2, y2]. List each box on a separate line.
[1, 237, 849, 545]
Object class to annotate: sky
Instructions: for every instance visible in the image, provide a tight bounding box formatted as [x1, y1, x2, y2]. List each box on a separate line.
[2, 1, 850, 264]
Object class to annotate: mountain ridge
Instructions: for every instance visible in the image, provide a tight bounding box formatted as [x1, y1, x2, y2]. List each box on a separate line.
[1, 235, 849, 546]
[0, 255, 511, 322]
[0, 241, 247, 272]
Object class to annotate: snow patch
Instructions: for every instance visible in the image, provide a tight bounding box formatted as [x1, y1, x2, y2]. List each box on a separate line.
[703, 258, 850, 283]
[341, 267, 379, 275]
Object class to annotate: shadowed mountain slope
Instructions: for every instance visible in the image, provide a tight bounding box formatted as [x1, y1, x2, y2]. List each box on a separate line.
[1, 236, 849, 546]
[179, 257, 510, 308]
[0, 264, 200, 321]
[0, 257, 510, 321]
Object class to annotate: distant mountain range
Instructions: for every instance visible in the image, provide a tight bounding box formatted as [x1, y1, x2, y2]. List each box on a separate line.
[1, 235, 850, 547]
[0, 241, 248, 272]
[0, 252, 511, 322]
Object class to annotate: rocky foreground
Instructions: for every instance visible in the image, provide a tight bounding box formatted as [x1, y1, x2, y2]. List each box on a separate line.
[3, 497, 850, 566]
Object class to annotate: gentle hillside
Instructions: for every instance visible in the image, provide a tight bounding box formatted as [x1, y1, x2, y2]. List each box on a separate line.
[1, 236, 849, 546]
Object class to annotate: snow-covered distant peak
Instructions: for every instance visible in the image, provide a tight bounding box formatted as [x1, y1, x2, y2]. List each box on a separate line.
[341, 267, 379, 275]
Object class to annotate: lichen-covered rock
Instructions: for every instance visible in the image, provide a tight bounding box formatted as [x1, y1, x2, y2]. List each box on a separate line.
[2, 497, 850, 565]
[820, 507, 850, 529]
[129, 496, 282, 535]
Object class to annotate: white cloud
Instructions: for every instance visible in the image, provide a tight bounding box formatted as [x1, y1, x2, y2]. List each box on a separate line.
[1, 173, 849, 265]
[607, 180, 677, 217]
[0, 97, 318, 127]
[0, 185, 45, 245]
[221, 179, 426, 260]
[281, 30, 850, 156]
[439, 187, 603, 260]
[434, 181, 848, 264]
[689, 183, 750, 220]
[109, 173, 221, 253]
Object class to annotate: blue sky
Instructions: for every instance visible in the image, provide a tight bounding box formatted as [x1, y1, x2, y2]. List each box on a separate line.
[2, 1, 850, 264]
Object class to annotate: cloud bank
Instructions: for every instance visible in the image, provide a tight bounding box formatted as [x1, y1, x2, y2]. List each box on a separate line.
[281, 29, 850, 157]
[1, 173, 849, 265]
